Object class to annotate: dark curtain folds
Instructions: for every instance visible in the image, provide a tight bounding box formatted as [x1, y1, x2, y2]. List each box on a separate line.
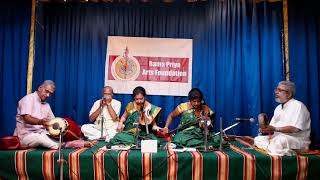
[33, 1, 283, 136]
[204, 0, 283, 135]
[0, 1, 31, 137]
[288, 0, 320, 148]
[34, 3, 208, 129]
[2, 0, 319, 149]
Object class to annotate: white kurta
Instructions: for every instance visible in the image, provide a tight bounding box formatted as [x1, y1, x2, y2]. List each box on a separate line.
[14, 92, 58, 149]
[81, 99, 121, 141]
[254, 99, 311, 156]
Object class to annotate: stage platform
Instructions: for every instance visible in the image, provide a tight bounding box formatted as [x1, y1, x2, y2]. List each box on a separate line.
[0, 136, 320, 180]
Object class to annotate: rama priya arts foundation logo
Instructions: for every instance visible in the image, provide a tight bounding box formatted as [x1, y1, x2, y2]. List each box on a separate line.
[111, 46, 140, 80]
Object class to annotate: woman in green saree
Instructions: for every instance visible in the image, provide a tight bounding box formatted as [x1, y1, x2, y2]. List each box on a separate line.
[110, 86, 162, 146]
[163, 88, 221, 148]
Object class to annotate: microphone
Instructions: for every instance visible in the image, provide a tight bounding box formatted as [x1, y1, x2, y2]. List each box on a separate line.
[100, 97, 106, 106]
[235, 118, 255, 122]
[133, 122, 139, 126]
[200, 111, 211, 126]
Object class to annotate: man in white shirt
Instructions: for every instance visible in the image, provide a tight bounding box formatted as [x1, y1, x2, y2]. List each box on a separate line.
[81, 86, 121, 141]
[254, 81, 311, 156]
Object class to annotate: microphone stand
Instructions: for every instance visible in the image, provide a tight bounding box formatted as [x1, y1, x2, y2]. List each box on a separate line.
[133, 111, 141, 149]
[144, 111, 150, 137]
[98, 105, 105, 141]
[57, 128, 64, 180]
[201, 111, 208, 152]
[219, 117, 223, 151]
[145, 125, 149, 135]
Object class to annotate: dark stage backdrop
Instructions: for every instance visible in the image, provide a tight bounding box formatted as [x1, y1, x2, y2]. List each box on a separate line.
[32, 0, 283, 137]
[1, 0, 319, 149]
[0, 0, 289, 143]
[288, 0, 320, 148]
[0, 1, 31, 137]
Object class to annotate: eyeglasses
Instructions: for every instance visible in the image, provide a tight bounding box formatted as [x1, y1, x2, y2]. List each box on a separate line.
[274, 88, 288, 93]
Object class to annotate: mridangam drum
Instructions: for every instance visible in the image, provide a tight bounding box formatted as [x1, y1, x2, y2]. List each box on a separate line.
[47, 117, 81, 142]
[47, 117, 68, 138]
[258, 113, 269, 129]
[258, 113, 270, 136]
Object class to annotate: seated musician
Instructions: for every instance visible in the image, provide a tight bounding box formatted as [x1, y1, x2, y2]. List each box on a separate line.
[110, 86, 162, 146]
[163, 88, 220, 148]
[13, 80, 59, 149]
[81, 86, 121, 141]
[254, 81, 311, 156]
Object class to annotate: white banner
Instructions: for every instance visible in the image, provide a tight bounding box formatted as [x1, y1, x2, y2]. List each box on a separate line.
[105, 36, 192, 96]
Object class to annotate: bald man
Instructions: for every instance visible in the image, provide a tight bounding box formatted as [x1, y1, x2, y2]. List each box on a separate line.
[81, 86, 121, 141]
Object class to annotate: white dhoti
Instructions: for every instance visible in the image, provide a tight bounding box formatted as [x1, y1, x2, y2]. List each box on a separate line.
[81, 124, 118, 142]
[254, 133, 310, 156]
[21, 132, 59, 149]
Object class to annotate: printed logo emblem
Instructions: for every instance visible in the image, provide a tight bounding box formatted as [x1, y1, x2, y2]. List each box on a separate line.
[111, 47, 140, 80]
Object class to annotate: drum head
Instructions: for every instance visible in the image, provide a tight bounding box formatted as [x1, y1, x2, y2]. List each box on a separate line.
[47, 117, 68, 138]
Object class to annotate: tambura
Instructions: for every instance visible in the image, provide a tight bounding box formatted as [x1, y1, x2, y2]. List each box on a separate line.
[47, 117, 68, 138]
[47, 117, 82, 142]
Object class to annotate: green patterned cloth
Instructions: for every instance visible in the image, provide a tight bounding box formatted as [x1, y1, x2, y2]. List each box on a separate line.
[110, 101, 161, 146]
[172, 102, 223, 148]
[1, 140, 320, 180]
